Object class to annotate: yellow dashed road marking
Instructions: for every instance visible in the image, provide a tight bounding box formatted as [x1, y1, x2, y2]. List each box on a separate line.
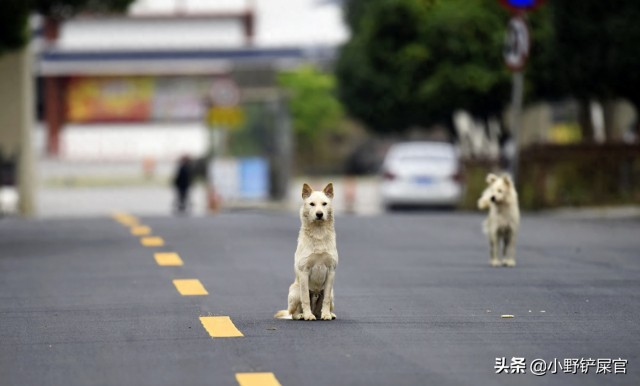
[173, 279, 208, 295]
[141, 236, 164, 247]
[119, 218, 139, 226]
[112, 212, 133, 220]
[235, 373, 281, 386]
[199, 316, 244, 338]
[130, 226, 152, 236]
[154, 252, 184, 266]
[112, 213, 139, 226]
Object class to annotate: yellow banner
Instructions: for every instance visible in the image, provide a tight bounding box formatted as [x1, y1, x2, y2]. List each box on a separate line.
[67, 77, 154, 122]
[207, 107, 244, 129]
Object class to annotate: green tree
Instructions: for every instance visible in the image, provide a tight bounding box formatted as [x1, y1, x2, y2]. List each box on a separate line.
[551, 2, 617, 104]
[523, 5, 557, 102]
[278, 65, 347, 170]
[32, 0, 133, 18]
[419, 0, 511, 122]
[278, 65, 344, 142]
[609, 0, 640, 112]
[550, 1, 616, 140]
[0, 0, 133, 55]
[337, 0, 433, 135]
[0, 1, 31, 55]
[337, 0, 512, 135]
[541, 0, 640, 140]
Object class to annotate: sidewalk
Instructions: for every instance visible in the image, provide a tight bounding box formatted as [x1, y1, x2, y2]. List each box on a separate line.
[543, 205, 640, 220]
[37, 177, 384, 218]
[34, 158, 386, 217]
[34, 159, 640, 219]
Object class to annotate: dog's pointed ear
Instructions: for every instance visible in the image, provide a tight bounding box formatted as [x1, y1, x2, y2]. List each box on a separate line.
[502, 175, 513, 188]
[323, 183, 334, 199]
[486, 173, 498, 184]
[302, 183, 313, 199]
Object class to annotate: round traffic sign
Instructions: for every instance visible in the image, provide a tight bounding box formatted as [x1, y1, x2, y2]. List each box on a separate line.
[499, 0, 545, 13]
[210, 78, 240, 107]
[503, 16, 529, 71]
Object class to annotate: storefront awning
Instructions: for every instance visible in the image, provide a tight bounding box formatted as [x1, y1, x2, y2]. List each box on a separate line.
[38, 46, 336, 76]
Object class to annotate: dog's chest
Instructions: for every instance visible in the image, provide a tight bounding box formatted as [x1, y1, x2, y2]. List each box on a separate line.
[297, 230, 337, 257]
[298, 250, 336, 289]
[495, 217, 513, 231]
[490, 206, 517, 230]
[311, 238, 334, 254]
[309, 264, 329, 291]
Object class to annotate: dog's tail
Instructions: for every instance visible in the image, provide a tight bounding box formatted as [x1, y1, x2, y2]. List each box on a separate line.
[274, 310, 292, 319]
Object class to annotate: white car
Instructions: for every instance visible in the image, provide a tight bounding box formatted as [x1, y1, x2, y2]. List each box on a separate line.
[0, 186, 18, 216]
[380, 142, 463, 209]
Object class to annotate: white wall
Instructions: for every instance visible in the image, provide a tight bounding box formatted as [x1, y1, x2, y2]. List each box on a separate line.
[59, 18, 245, 50]
[60, 123, 208, 161]
[102, 0, 348, 49]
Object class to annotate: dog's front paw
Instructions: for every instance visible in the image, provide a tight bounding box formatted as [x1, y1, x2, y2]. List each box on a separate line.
[321, 311, 333, 320]
[303, 312, 316, 321]
[490, 259, 501, 267]
[292, 313, 304, 320]
[502, 259, 516, 267]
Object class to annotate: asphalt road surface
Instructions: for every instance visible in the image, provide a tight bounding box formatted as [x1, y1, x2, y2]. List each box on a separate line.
[1, 211, 638, 385]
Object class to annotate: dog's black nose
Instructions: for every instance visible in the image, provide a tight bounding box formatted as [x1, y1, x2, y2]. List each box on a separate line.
[491, 196, 496, 202]
[316, 212, 323, 219]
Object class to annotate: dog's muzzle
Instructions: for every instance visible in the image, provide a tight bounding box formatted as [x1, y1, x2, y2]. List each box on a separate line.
[491, 196, 496, 203]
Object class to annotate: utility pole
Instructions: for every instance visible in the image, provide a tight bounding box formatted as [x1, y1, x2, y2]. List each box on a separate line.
[499, 0, 545, 183]
[0, 48, 36, 216]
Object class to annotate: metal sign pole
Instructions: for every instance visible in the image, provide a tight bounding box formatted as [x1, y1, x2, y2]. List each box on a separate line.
[502, 13, 529, 184]
[510, 70, 524, 183]
[205, 78, 243, 212]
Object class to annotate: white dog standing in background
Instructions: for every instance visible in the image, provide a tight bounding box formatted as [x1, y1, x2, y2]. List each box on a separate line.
[275, 183, 338, 321]
[478, 173, 520, 267]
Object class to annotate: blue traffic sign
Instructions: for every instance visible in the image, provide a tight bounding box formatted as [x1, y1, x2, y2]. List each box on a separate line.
[499, 0, 544, 12]
[508, 0, 535, 6]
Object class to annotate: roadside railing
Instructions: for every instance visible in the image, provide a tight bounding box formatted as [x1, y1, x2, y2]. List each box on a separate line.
[461, 143, 640, 210]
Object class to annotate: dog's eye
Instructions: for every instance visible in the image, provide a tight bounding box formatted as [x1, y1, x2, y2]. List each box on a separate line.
[322, 203, 327, 206]
[310, 203, 315, 206]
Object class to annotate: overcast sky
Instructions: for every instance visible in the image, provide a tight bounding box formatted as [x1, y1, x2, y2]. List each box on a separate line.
[129, 0, 349, 47]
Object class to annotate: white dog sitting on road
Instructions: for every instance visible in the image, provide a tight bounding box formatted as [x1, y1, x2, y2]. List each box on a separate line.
[275, 183, 338, 321]
[478, 173, 520, 267]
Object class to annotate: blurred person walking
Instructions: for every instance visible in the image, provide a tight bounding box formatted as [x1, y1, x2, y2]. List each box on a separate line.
[173, 155, 193, 213]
